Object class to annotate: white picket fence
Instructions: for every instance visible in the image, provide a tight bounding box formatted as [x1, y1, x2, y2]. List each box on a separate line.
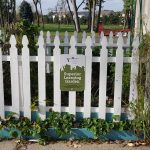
[0, 31, 139, 120]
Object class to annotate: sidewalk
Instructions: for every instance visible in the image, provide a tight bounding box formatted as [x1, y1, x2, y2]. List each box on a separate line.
[0, 140, 149, 150]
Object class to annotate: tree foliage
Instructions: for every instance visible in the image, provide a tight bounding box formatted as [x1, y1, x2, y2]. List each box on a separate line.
[19, 1, 34, 23]
[0, 0, 16, 28]
[123, 0, 132, 28]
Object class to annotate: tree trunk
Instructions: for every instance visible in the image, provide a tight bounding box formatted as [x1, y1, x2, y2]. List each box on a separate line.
[66, 0, 76, 30]
[12, 0, 16, 22]
[39, 0, 44, 29]
[71, 0, 80, 32]
[33, 0, 40, 26]
[88, 0, 92, 31]
[91, 0, 96, 32]
[96, 0, 102, 32]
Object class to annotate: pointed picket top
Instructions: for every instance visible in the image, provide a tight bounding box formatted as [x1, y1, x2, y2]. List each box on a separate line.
[70, 35, 76, 48]
[82, 31, 86, 44]
[108, 31, 113, 44]
[54, 34, 60, 47]
[117, 32, 123, 48]
[46, 31, 51, 44]
[10, 35, 17, 46]
[55, 31, 59, 37]
[91, 31, 95, 44]
[74, 31, 78, 42]
[40, 31, 44, 37]
[100, 31, 104, 38]
[38, 34, 44, 46]
[127, 31, 131, 45]
[85, 36, 92, 48]
[64, 31, 69, 43]
[132, 36, 139, 49]
[22, 35, 29, 46]
[100, 31, 104, 43]
[101, 36, 108, 48]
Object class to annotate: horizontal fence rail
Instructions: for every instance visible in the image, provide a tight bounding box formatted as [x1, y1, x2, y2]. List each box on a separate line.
[0, 30, 139, 121]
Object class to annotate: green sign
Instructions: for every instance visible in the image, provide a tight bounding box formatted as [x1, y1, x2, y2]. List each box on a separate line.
[60, 55, 85, 91]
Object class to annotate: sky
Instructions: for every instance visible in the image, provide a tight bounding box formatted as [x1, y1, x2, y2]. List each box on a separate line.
[16, 0, 124, 15]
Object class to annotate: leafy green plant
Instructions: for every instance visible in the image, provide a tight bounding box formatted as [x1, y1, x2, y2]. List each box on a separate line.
[45, 112, 74, 137]
[82, 118, 113, 139]
[0, 111, 140, 144]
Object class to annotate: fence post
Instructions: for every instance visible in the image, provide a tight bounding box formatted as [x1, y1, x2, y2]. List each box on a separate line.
[113, 33, 124, 121]
[84, 36, 92, 118]
[129, 37, 139, 119]
[0, 43, 4, 119]
[22, 35, 31, 119]
[53, 34, 61, 112]
[69, 36, 77, 115]
[99, 36, 108, 119]
[10, 35, 20, 117]
[38, 33, 46, 120]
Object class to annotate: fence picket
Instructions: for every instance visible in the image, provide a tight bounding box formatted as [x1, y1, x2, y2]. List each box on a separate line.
[127, 32, 131, 45]
[10, 35, 20, 117]
[69, 36, 77, 115]
[84, 36, 92, 118]
[53, 35, 61, 112]
[64, 31, 69, 54]
[22, 35, 31, 119]
[18, 61, 23, 108]
[0, 46, 4, 118]
[82, 31, 86, 53]
[99, 36, 108, 119]
[38, 34, 46, 120]
[108, 31, 113, 45]
[82, 31, 86, 44]
[113, 33, 124, 121]
[91, 31, 96, 45]
[108, 31, 113, 56]
[74, 31, 78, 43]
[100, 31, 104, 44]
[46, 31, 51, 73]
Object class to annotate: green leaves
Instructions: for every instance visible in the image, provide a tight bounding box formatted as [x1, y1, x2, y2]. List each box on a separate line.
[82, 118, 112, 139]
[82, 118, 133, 139]
[46, 112, 74, 137]
[0, 111, 141, 143]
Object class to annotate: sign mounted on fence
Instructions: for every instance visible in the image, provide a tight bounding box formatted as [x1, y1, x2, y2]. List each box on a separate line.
[60, 55, 85, 91]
